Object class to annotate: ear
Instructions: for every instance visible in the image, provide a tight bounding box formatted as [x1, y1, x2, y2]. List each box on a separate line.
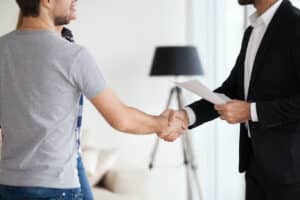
[40, 0, 53, 10]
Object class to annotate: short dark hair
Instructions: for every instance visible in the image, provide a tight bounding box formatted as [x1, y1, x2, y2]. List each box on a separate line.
[16, 0, 41, 17]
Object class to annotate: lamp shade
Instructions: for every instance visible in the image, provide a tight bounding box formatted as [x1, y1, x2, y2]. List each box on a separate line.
[150, 46, 204, 76]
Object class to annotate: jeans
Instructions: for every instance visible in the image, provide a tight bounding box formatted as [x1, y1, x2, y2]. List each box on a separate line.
[0, 156, 92, 200]
[77, 155, 94, 200]
[0, 185, 82, 200]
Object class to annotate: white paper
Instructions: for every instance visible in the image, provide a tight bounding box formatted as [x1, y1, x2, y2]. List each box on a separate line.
[175, 80, 231, 105]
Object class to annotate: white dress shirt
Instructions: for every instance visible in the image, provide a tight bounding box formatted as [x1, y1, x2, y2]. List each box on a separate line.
[184, 0, 283, 132]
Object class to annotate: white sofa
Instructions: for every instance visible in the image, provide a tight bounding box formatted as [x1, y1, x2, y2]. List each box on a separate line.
[81, 146, 152, 200]
[92, 168, 151, 200]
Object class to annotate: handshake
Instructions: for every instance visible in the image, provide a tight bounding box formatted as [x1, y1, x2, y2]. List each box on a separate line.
[156, 109, 190, 142]
[153, 99, 252, 142]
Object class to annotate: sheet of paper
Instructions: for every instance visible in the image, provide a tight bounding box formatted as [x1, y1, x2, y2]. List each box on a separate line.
[175, 80, 231, 105]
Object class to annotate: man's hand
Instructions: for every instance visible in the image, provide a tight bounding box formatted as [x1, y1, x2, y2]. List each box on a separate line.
[156, 109, 189, 142]
[175, 109, 190, 126]
[214, 100, 251, 124]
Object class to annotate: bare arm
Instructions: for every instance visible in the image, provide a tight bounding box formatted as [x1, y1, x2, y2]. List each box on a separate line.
[90, 88, 187, 138]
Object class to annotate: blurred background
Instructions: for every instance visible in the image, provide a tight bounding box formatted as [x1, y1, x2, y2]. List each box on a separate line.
[1, 0, 300, 200]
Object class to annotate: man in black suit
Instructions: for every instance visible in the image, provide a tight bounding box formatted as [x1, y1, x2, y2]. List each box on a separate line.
[167, 0, 300, 199]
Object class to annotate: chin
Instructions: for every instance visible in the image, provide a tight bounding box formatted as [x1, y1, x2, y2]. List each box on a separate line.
[238, 0, 254, 5]
[54, 16, 71, 26]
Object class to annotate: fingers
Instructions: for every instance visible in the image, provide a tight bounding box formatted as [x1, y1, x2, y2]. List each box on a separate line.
[161, 126, 186, 142]
[169, 118, 188, 130]
[215, 104, 229, 121]
[158, 109, 190, 142]
[164, 118, 187, 142]
[169, 111, 189, 129]
[214, 100, 250, 124]
[217, 109, 236, 124]
[172, 110, 186, 121]
[215, 102, 233, 121]
[162, 109, 188, 124]
[158, 119, 187, 142]
[214, 104, 227, 112]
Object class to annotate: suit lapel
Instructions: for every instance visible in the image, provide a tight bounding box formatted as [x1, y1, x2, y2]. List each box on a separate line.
[240, 27, 253, 99]
[247, 0, 291, 98]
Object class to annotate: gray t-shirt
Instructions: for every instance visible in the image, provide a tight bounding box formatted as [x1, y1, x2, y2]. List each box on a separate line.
[0, 30, 106, 188]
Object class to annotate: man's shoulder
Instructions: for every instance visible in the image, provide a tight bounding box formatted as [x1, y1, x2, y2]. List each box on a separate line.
[0, 31, 17, 46]
[288, 5, 300, 33]
[287, 2, 300, 22]
[279, 2, 300, 33]
[47, 32, 78, 47]
[48, 34, 83, 56]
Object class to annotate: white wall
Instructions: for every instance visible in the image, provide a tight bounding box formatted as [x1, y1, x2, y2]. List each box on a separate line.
[292, 0, 300, 8]
[0, 2, 19, 32]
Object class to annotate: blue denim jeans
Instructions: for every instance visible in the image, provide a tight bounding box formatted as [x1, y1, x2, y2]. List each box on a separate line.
[0, 185, 82, 200]
[77, 155, 94, 200]
[0, 155, 92, 200]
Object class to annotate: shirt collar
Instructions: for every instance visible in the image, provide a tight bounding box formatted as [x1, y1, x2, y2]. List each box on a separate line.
[249, 0, 283, 27]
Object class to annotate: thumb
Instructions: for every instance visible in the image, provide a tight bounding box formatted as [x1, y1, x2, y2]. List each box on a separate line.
[228, 99, 240, 104]
[162, 109, 174, 118]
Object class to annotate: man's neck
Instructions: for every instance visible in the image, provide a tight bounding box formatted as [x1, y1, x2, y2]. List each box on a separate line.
[19, 16, 56, 32]
[56, 26, 64, 34]
[254, 0, 279, 16]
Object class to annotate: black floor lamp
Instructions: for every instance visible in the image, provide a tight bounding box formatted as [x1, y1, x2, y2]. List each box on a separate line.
[149, 46, 204, 200]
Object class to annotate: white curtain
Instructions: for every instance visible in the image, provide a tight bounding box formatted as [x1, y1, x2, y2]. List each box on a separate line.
[188, 0, 246, 200]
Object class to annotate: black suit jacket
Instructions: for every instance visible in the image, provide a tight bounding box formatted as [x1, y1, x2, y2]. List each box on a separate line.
[188, 0, 300, 184]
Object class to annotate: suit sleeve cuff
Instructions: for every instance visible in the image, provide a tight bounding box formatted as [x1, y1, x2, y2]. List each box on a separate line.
[250, 103, 259, 122]
[183, 107, 196, 126]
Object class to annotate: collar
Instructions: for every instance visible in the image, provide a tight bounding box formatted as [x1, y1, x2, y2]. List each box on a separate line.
[249, 0, 283, 27]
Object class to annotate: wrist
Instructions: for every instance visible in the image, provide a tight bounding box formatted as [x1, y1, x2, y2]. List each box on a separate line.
[247, 103, 251, 121]
[155, 115, 168, 135]
[180, 109, 190, 126]
[183, 107, 196, 126]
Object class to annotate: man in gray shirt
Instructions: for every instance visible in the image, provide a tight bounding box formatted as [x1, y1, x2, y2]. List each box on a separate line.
[0, 0, 188, 199]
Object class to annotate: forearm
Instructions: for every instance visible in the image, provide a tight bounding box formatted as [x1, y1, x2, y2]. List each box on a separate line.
[116, 106, 163, 135]
[91, 89, 181, 137]
[91, 89, 164, 135]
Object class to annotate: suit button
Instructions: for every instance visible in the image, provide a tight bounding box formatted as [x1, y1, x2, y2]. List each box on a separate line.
[252, 124, 258, 129]
[249, 122, 258, 129]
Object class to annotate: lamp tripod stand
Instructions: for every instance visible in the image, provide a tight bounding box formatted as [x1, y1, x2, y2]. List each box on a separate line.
[149, 86, 204, 200]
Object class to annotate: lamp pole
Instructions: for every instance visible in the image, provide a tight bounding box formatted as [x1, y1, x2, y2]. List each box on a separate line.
[149, 85, 204, 200]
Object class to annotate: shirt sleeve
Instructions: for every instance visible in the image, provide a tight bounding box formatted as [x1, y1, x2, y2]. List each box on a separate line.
[250, 103, 259, 122]
[71, 48, 107, 100]
[183, 107, 197, 126]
